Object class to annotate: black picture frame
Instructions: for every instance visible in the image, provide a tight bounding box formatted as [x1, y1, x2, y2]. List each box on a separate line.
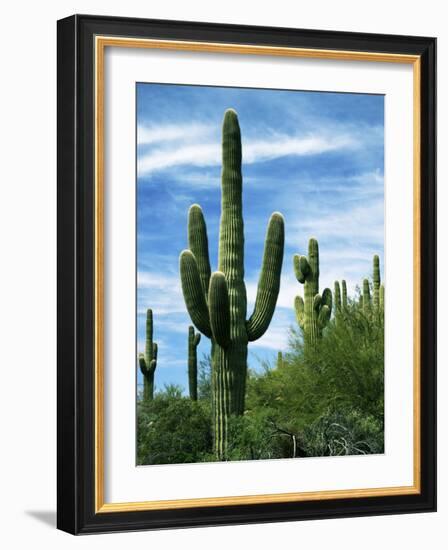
[57, 14, 436, 535]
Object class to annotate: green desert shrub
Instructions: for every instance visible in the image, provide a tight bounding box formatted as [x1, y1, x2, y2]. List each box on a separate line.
[137, 300, 384, 463]
[245, 300, 384, 458]
[137, 385, 213, 465]
[299, 408, 384, 457]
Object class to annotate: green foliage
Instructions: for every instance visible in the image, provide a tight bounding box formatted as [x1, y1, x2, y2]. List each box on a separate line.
[245, 301, 384, 457]
[197, 354, 212, 400]
[137, 386, 213, 465]
[136, 297, 383, 463]
[138, 309, 158, 401]
[300, 408, 384, 456]
[179, 109, 285, 459]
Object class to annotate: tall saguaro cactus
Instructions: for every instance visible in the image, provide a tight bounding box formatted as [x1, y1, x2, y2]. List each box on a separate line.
[138, 309, 158, 401]
[293, 238, 332, 347]
[188, 326, 201, 401]
[179, 109, 285, 459]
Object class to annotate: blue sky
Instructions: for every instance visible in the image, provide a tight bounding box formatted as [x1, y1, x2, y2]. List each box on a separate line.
[136, 83, 384, 394]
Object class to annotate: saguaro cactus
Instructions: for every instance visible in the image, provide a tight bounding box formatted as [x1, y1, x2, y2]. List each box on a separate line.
[361, 255, 384, 314]
[138, 309, 158, 401]
[277, 351, 284, 369]
[179, 109, 285, 459]
[334, 281, 341, 317]
[373, 254, 382, 311]
[334, 279, 348, 318]
[188, 325, 201, 401]
[362, 279, 371, 313]
[342, 280, 348, 310]
[294, 238, 332, 346]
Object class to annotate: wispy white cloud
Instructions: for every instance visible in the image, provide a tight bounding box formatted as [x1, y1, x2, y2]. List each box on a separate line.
[137, 123, 214, 145]
[137, 124, 358, 177]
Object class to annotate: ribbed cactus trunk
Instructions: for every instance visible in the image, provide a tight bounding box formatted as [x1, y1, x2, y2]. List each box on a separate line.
[138, 309, 158, 401]
[362, 279, 371, 312]
[188, 326, 201, 401]
[373, 254, 381, 310]
[334, 279, 348, 319]
[334, 281, 341, 317]
[217, 114, 248, 416]
[294, 239, 332, 348]
[342, 280, 348, 309]
[180, 109, 284, 460]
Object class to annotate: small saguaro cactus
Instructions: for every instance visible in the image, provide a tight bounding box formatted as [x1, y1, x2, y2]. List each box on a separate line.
[294, 238, 332, 347]
[334, 281, 341, 317]
[334, 280, 348, 318]
[361, 255, 384, 314]
[342, 280, 348, 310]
[188, 325, 201, 401]
[138, 309, 158, 401]
[362, 278, 371, 313]
[179, 109, 285, 459]
[277, 351, 284, 369]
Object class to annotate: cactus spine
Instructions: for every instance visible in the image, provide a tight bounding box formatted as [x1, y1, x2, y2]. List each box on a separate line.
[294, 238, 332, 346]
[138, 309, 158, 401]
[180, 109, 285, 460]
[188, 326, 201, 401]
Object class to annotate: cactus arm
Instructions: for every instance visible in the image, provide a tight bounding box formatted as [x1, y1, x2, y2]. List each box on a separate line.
[293, 254, 309, 283]
[246, 212, 285, 342]
[138, 354, 147, 376]
[153, 342, 158, 361]
[321, 287, 332, 312]
[150, 342, 158, 373]
[294, 295, 305, 329]
[188, 204, 211, 299]
[208, 271, 231, 348]
[194, 333, 201, 346]
[318, 304, 331, 328]
[313, 293, 322, 310]
[180, 250, 212, 338]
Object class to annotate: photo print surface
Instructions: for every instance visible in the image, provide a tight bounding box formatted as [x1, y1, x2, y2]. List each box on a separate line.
[136, 83, 384, 465]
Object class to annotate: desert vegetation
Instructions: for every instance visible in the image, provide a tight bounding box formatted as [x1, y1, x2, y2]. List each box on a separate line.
[137, 109, 384, 464]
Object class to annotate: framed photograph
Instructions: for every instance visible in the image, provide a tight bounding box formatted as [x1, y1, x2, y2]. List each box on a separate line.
[57, 14, 436, 534]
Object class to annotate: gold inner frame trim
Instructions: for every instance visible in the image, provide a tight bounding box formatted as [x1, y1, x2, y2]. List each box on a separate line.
[94, 35, 421, 513]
